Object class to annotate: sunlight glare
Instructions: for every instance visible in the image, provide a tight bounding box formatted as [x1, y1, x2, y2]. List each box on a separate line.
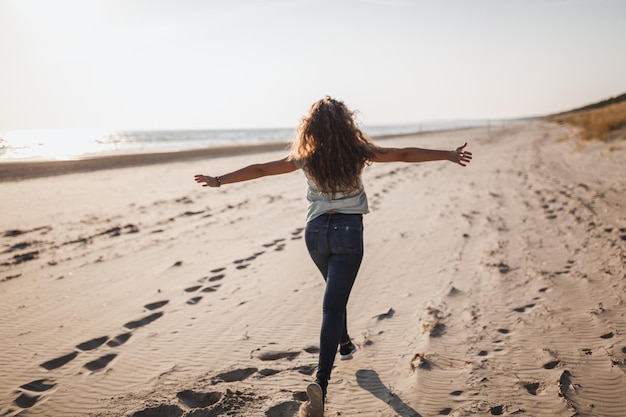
[1, 129, 111, 160]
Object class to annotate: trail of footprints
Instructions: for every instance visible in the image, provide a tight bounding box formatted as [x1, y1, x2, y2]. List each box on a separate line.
[368, 165, 416, 211]
[423, 257, 625, 415]
[531, 178, 626, 246]
[8, 227, 305, 413]
[484, 258, 623, 414]
[0, 196, 252, 281]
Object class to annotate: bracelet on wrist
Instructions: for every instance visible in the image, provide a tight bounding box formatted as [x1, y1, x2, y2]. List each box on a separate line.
[215, 176, 222, 187]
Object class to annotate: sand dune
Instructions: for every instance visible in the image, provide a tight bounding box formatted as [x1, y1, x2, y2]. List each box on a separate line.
[1, 121, 625, 416]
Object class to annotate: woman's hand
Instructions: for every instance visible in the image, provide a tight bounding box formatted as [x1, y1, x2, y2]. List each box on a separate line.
[194, 174, 220, 187]
[450, 142, 472, 166]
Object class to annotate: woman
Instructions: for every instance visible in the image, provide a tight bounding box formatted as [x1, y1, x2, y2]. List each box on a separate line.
[194, 96, 472, 416]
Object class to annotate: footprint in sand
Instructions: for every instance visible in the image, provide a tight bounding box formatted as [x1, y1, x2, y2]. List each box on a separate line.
[523, 382, 540, 395]
[129, 404, 183, 417]
[208, 273, 225, 282]
[187, 296, 203, 305]
[184, 285, 203, 292]
[181, 209, 204, 217]
[489, 405, 504, 415]
[233, 257, 253, 269]
[144, 300, 169, 310]
[14, 392, 40, 409]
[513, 303, 535, 313]
[176, 389, 222, 408]
[257, 350, 301, 361]
[291, 228, 304, 240]
[266, 401, 300, 416]
[213, 367, 258, 383]
[543, 360, 560, 369]
[291, 364, 316, 376]
[262, 239, 281, 248]
[107, 332, 132, 347]
[20, 379, 56, 392]
[84, 353, 117, 371]
[40, 351, 79, 370]
[123, 311, 164, 329]
[258, 368, 281, 377]
[76, 336, 109, 351]
[13, 379, 56, 409]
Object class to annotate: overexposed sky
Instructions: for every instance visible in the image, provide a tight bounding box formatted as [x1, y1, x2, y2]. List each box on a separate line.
[1, 0, 625, 131]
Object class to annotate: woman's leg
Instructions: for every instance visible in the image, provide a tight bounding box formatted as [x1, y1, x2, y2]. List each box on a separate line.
[305, 216, 355, 349]
[315, 215, 364, 387]
[316, 250, 362, 383]
[306, 241, 352, 347]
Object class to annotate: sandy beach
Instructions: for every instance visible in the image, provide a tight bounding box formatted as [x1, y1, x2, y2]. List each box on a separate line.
[1, 120, 625, 417]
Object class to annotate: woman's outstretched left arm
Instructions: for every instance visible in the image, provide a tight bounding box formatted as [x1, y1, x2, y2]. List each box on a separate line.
[194, 156, 297, 188]
[372, 142, 472, 166]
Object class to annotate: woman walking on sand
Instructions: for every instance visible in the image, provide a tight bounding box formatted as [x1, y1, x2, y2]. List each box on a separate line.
[194, 96, 472, 416]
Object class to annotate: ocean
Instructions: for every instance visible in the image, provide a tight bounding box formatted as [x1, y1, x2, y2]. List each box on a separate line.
[0, 120, 496, 162]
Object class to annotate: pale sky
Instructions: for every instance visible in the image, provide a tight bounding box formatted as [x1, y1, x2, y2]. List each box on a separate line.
[1, 0, 625, 131]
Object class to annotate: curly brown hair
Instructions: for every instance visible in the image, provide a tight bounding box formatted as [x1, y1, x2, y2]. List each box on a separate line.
[290, 96, 375, 195]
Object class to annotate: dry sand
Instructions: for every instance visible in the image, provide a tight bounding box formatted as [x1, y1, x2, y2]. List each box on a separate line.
[1, 121, 625, 417]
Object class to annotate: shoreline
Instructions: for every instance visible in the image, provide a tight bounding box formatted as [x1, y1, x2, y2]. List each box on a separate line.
[0, 141, 291, 182]
[0, 128, 482, 182]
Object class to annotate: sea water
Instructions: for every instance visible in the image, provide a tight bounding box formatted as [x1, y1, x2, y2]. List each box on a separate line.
[0, 120, 497, 161]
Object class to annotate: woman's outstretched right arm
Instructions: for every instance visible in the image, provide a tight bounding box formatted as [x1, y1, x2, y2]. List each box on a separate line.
[372, 142, 472, 167]
[194, 156, 297, 188]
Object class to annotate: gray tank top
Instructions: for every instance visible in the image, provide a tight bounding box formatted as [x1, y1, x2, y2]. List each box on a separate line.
[293, 158, 370, 222]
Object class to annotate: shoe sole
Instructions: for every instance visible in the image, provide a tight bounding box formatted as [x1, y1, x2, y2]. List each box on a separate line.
[340, 347, 356, 360]
[306, 382, 324, 417]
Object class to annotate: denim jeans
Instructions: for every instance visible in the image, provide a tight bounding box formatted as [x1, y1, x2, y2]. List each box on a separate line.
[305, 213, 364, 382]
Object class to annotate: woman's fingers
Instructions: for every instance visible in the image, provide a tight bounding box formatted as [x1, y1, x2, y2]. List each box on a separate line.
[194, 175, 209, 184]
[455, 144, 472, 166]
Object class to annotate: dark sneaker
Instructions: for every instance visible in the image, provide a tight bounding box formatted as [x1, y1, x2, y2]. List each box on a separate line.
[306, 381, 325, 417]
[339, 341, 356, 360]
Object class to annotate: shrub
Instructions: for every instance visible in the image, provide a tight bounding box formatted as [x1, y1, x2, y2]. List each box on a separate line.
[549, 100, 626, 141]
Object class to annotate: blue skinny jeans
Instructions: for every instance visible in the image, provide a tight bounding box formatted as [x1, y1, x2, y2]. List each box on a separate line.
[304, 213, 364, 383]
